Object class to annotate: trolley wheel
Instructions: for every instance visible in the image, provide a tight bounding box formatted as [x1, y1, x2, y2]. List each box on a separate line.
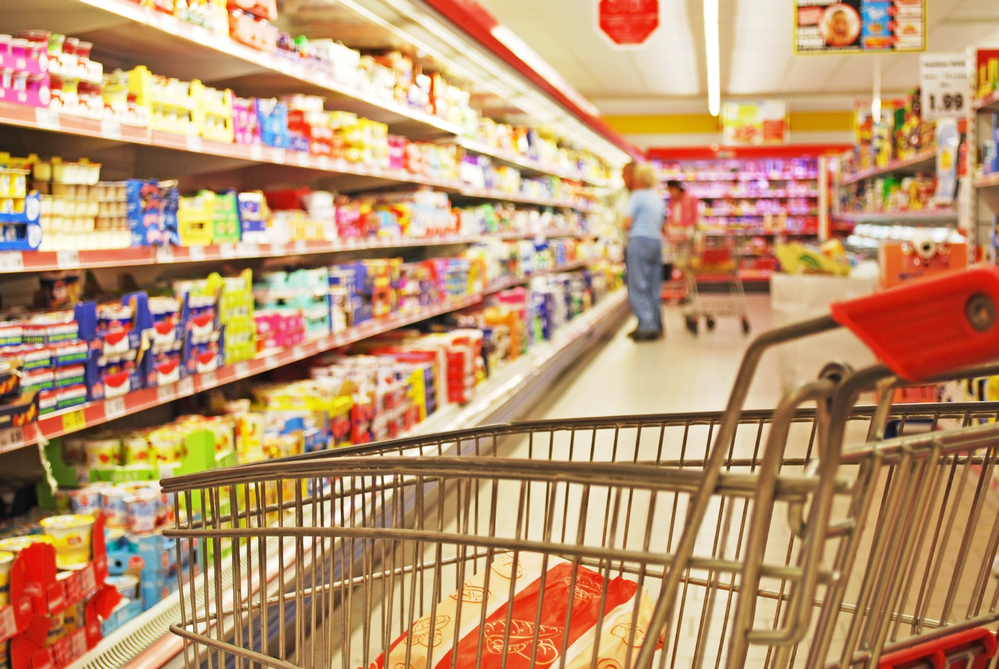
[685, 315, 699, 335]
[705, 316, 716, 331]
[741, 317, 751, 335]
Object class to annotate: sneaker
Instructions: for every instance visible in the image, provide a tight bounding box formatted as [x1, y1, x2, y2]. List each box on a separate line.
[626, 328, 640, 340]
[632, 331, 659, 342]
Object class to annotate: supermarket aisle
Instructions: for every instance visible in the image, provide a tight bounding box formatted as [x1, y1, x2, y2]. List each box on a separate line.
[532, 294, 783, 419]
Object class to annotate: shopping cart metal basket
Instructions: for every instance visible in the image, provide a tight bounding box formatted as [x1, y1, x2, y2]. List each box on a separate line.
[163, 266, 999, 669]
[682, 234, 750, 335]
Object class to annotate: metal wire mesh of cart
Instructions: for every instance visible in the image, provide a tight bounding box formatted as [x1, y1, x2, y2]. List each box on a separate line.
[162, 267, 999, 669]
[161, 390, 999, 669]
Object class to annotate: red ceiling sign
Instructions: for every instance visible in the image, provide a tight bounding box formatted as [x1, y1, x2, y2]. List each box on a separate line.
[598, 0, 660, 47]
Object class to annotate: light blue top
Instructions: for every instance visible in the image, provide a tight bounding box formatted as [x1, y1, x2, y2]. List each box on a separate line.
[626, 188, 666, 240]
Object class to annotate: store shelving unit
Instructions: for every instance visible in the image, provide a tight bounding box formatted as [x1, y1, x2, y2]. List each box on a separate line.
[0, 258, 598, 455]
[833, 141, 964, 253]
[0, 0, 635, 666]
[650, 147, 837, 282]
[838, 148, 938, 186]
[836, 210, 959, 224]
[969, 48, 999, 261]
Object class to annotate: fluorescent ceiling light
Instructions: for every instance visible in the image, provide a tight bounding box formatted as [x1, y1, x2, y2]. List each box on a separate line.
[704, 0, 721, 116]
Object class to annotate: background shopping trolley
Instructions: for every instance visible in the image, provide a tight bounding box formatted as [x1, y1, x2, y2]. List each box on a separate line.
[683, 233, 750, 335]
[163, 267, 999, 669]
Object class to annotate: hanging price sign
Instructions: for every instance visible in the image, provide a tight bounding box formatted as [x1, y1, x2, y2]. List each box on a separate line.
[920, 53, 968, 121]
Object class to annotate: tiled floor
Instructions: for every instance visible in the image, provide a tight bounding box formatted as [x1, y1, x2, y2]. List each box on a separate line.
[530, 295, 783, 419]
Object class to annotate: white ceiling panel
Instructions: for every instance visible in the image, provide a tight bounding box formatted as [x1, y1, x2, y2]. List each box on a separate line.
[474, 0, 999, 114]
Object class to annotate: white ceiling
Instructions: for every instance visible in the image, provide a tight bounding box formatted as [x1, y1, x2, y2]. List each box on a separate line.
[475, 0, 999, 114]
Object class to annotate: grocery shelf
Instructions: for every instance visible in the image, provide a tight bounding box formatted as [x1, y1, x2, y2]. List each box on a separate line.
[839, 149, 938, 185]
[974, 90, 999, 112]
[0, 233, 589, 274]
[455, 186, 597, 211]
[701, 229, 818, 236]
[694, 191, 820, 199]
[0, 260, 598, 453]
[0, 100, 468, 187]
[837, 210, 959, 224]
[484, 259, 591, 294]
[661, 173, 818, 183]
[702, 210, 818, 217]
[0, 101, 602, 210]
[457, 138, 608, 187]
[975, 172, 999, 189]
[76, 288, 629, 669]
[3, 0, 462, 138]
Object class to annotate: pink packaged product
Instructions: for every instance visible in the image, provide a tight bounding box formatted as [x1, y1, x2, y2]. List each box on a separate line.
[233, 97, 261, 145]
[388, 135, 407, 171]
[0, 35, 51, 107]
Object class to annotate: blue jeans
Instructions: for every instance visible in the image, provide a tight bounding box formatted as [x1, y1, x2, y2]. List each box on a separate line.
[626, 236, 663, 334]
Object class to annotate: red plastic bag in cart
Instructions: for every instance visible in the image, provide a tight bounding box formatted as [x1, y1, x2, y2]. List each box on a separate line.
[368, 554, 661, 669]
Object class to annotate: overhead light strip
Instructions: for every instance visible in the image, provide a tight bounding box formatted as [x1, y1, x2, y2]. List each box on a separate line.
[703, 0, 720, 116]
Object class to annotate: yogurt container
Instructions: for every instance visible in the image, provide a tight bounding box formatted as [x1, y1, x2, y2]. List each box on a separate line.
[0, 534, 55, 554]
[68, 487, 103, 516]
[84, 437, 121, 467]
[149, 428, 182, 465]
[39, 515, 95, 568]
[0, 551, 14, 606]
[102, 488, 129, 528]
[122, 434, 151, 465]
[61, 438, 85, 466]
[125, 493, 157, 533]
[105, 574, 139, 600]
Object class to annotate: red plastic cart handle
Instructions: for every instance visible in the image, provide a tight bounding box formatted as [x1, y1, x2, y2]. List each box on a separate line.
[877, 627, 998, 668]
[831, 267, 999, 382]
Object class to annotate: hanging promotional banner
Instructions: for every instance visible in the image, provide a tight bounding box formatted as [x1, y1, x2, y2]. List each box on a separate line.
[721, 101, 788, 146]
[919, 53, 969, 121]
[596, 0, 660, 47]
[794, 0, 925, 54]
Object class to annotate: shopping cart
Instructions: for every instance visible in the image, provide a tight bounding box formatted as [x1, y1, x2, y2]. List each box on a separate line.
[163, 266, 999, 669]
[661, 229, 694, 305]
[683, 234, 750, 335]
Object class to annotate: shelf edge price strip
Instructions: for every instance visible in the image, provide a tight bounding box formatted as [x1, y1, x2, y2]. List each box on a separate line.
[61, 409, 87, 434]
[0, 427, 24, 452]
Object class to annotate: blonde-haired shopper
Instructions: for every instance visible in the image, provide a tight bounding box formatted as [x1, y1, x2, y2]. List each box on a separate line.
[622, 163, 667, 341]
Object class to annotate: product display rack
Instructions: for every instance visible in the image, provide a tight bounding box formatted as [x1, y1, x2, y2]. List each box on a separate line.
[0, 101, 604, 206]
[649, 146, 838, 282]
[0, 234, 586, 274]
[836, 210, 959, 224]
[0, 258, 599, 455]
[838, 148, 938, 186]
[969, 47, 999, 261]
[834, 142, 961, 254]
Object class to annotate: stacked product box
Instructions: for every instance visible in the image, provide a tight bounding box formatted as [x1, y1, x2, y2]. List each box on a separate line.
[254, 268, 331, 343]
[0, 311, 88, 416]
[172, 270, 256, 374]
[0, 33, 50, 108]
[0, 161, 41, 252]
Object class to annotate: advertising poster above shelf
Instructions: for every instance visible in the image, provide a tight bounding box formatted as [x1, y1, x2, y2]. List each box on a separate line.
[722, 101, 787, 146]
[794, 0, 925, 54]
